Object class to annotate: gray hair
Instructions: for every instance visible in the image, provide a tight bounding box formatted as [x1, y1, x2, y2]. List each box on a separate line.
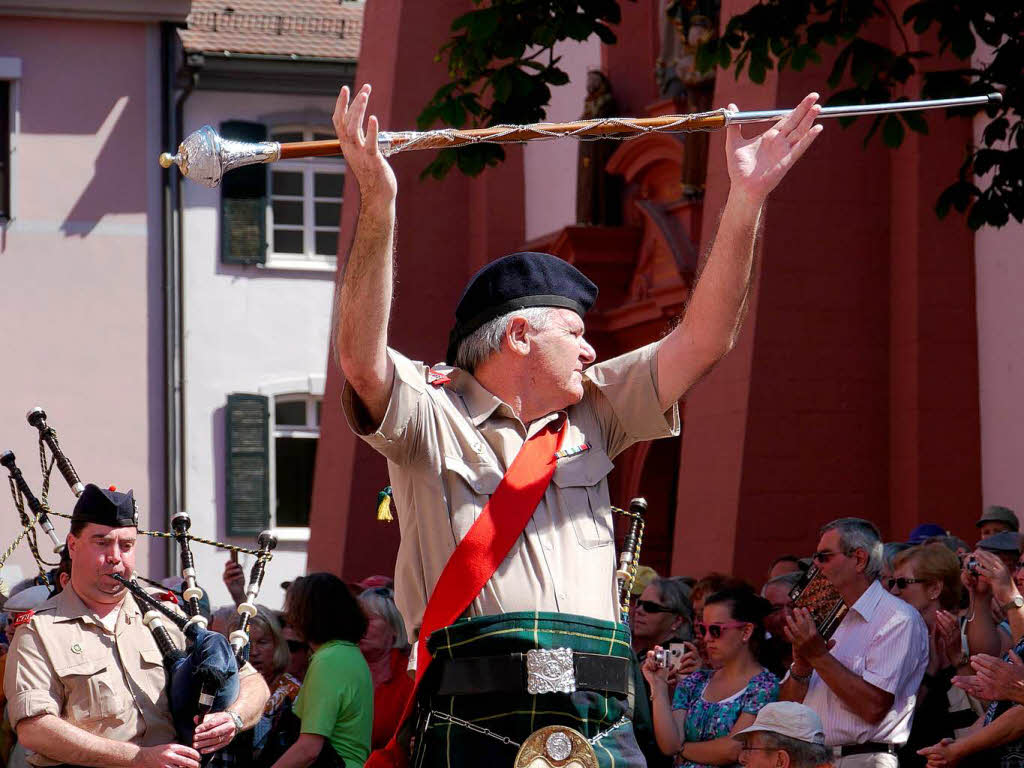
[761, 570, 802, 597]
[882, 542, 912, 571]
[754, 732, 832, 768]
[650, 576, 693, 623]
[358, 587, 409, 650]
[821, 517, 884, 580]
[454, 307, 554, 372]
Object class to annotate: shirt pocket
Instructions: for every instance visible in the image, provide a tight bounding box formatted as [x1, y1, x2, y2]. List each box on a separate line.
[56, 655, 130, 724]
[443, 455, 503, 540]
[552, 448, 615, 550]
[138, 647, 170, 706]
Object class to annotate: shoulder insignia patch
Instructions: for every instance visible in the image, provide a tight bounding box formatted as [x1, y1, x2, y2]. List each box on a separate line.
[12, 610, 35, 629]
[427, 368, 452, 388]
[159, 590, 179, 605]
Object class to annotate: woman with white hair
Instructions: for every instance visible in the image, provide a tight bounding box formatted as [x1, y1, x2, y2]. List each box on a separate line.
[358, 586, 414, 750]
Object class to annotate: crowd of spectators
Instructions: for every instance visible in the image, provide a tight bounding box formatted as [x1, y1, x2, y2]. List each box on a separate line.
[629, 506, 1024, 768]
[5, 504, 1024, 767]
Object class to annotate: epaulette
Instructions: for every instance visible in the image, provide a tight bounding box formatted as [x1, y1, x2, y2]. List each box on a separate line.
[12, 610, 34, 629]
[427, 365, 454, 388]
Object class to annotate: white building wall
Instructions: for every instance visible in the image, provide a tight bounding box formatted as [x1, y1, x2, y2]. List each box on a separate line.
[182, 90, 338, 611]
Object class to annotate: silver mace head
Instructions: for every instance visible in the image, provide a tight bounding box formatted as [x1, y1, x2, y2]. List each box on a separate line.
[159, 125, 281, 189]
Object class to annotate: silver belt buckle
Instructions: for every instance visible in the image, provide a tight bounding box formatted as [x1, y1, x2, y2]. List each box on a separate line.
[525, 647, 577, 695]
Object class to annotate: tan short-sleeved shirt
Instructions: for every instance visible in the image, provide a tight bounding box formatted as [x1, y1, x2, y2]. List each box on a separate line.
[4, 585, 256, 766]
[343, 340, 680, 663]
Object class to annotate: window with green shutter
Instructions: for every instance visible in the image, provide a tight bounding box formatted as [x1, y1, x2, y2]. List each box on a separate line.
[220, 120, 268, 265]
[225, 393, 270, 535]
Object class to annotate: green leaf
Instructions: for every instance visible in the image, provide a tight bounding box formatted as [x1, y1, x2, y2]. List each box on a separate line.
[983, 117, 1009, 147]
[901, 110, 928, 135]
[828, 43, 855, 88]
[466, 8, 500, 41]
[544, 67, 570, 86]
[592, 22, 617, 44]
[882, 114, 905, 148]
[748, 55, 767, 84]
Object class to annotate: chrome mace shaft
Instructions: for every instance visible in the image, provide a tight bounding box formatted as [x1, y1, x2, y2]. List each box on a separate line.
[159, 92, 1002, 189]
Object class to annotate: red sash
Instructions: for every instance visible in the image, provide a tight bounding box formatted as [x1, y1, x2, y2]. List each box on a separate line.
[366, 419, 566, 768]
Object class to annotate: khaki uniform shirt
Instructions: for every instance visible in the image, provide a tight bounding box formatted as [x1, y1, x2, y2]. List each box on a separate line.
[4, 585, 254, 766]
[343, 340, 679, 665]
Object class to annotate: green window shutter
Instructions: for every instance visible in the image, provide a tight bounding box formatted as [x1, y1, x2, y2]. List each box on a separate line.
[226, 393, 270, 536]
[220, 120, 268, 265]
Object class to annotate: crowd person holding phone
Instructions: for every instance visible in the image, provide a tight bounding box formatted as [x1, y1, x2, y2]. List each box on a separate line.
[643, 587, 779, 767]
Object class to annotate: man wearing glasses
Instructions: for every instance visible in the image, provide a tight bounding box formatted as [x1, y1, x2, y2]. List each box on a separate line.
[779, 518, 928, 767]
[736, 702, 832, 768]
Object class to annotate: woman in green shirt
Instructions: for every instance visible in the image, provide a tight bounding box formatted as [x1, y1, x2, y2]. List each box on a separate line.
[272, 573, 373, 768]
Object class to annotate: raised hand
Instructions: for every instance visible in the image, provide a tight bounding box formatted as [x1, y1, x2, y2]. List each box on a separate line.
[726, 93, 822, 206]
[972, 549, 1017, 605]
[641, 645, 674, 690]
[333, 84, 397, 203]
[222, 559, 245, 606]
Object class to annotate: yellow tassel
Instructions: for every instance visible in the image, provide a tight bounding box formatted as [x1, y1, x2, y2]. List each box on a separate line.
[376, 486, 394, 522]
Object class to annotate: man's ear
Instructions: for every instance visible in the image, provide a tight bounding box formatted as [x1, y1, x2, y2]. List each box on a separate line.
[854, 547, 869, 574]
[66, 533, 77, 560]
[505, 316, 532, 357]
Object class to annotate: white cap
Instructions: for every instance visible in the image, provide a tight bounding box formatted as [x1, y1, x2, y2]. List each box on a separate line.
[735, 702, 825, 745]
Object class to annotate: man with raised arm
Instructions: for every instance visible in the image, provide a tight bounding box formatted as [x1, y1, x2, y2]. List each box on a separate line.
[334, 82, 822, 768]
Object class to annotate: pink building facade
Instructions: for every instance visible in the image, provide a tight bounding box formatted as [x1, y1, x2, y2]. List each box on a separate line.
[0, 0, 189, 587]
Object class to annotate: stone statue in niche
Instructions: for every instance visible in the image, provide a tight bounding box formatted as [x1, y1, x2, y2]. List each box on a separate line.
[576, 70, 623, 226]
[657, 0, 719, 197]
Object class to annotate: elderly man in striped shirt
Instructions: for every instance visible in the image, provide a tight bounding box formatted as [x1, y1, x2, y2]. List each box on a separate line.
[780, 518, 929, 767]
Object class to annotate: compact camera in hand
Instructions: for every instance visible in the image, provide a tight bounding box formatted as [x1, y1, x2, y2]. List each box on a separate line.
[966, 556, 981, 576]
[652, 642, 695, 672]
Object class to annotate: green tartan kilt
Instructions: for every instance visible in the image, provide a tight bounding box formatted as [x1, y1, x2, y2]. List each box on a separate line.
[411, 611, 646, 768]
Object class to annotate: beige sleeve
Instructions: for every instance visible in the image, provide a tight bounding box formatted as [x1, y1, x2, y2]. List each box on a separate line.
[341, 347, 431, 464]
[582, 340, 681, 459]
[4, 623, 62, 730]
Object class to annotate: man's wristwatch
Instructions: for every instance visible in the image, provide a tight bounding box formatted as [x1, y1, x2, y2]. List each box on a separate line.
[789, 663, 813, 683]
[226, 709, 244, 733]
[1003, 595, 1024, 612]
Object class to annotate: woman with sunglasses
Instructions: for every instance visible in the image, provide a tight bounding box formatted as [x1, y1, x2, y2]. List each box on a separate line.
[886, 544, 973, 767]
[643, 587, 779, 767]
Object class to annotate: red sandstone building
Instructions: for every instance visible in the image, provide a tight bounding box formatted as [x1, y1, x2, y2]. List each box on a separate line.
[307, 1, 1014, 585]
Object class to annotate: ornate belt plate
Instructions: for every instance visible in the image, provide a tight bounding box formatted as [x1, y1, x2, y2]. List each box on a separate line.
[525, 648, 576, 695]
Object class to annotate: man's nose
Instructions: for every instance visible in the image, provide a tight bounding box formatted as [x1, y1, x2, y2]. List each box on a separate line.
[580, 338, 596, 364]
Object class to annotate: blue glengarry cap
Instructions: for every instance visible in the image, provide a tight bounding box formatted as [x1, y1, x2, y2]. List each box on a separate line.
[71, 484, 139, 528]
[446, 251, 598, 365]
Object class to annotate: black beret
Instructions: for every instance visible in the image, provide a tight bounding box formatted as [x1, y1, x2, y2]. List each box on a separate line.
[446, 252, 598, 365]
[71, 484, 139, 528]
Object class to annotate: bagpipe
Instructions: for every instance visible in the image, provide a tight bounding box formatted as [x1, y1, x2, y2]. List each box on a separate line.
[2, 406, 278, 749]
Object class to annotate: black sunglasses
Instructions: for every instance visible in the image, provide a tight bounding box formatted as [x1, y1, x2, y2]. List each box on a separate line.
[887, 577, 927, 591]
[634, 599, 673, 614]
[287, 639, 309, 653]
